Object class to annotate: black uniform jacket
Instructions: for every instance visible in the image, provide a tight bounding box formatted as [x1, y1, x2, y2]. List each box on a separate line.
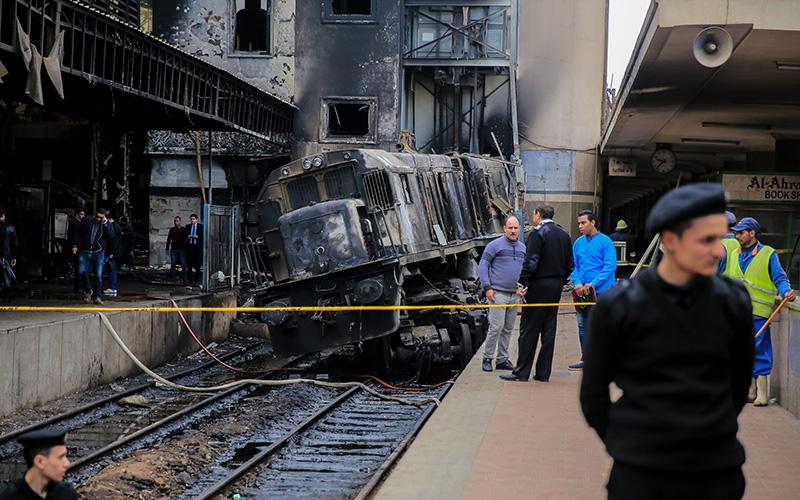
[518, 220, 574, 288]
[0, 478, 79, 499]
[580, 269, 754, 472]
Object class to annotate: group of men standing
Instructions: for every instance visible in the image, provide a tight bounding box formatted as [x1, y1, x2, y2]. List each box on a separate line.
[480, 184, 796, 499]
[165, 214, 204, 285]
[67, 208, 133, 304]
[478, 204, 575, 382]
[479, 204, 617, 382]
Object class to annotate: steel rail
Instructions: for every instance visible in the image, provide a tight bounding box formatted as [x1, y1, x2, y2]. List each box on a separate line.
[0, 343, 259, 446]
[65, 353, 311, 474]
[352, 384, 452, 500]
[196, 386, 362, 500]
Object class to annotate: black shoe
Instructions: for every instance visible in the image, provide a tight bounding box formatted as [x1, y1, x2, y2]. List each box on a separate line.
[482, 359, 493, 372]
[499, 373, 526, 382]
[568, 361, 584, 371]
[533, 375, 549, 382]
[495, 360, 515, 370]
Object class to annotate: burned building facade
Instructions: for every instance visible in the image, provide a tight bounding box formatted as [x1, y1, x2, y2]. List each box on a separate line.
[0, 0, 293, 277]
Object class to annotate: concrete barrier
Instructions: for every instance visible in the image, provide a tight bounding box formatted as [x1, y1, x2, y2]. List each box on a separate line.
[771, 302, 800, 419]
[0, 292, 236, 418]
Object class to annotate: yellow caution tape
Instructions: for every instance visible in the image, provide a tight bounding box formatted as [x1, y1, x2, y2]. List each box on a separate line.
[0, 302, 592, 313]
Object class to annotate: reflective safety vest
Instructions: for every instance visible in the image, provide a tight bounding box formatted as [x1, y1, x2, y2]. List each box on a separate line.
[721, 238, 740, 277]
[725, 244, 778, 318]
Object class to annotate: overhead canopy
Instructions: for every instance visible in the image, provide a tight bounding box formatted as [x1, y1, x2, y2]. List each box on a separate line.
[0, 0, 294, 149]
[601, 0, 800, 210]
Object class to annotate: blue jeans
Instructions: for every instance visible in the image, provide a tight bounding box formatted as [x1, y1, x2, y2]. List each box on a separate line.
[170, 248, 188, 281]
[79, 251, 105, 299]
[577, 307, 589, 357]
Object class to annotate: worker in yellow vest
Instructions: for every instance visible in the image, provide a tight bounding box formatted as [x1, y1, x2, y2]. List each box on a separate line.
[724, 217, 796, 406]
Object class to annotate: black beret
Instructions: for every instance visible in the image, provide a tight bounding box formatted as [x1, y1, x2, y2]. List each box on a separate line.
[646, 183, 727, 236]
[17, 428, 67, 451]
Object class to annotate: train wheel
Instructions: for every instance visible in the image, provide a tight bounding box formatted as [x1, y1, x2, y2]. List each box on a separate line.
[460, 323, 474, 368]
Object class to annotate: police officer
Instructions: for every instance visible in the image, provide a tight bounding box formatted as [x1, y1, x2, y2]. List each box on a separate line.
[0, 428, 78, 499]
[580, 184, 754, 499]
[724, 216, 795, 406]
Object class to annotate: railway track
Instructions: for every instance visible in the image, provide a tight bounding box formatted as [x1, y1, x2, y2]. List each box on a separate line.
[0, 340, 308, 481]
[190, 382, 450, 500]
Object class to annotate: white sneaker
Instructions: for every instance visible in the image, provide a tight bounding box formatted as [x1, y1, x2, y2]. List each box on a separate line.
[104, 289, 117, 297]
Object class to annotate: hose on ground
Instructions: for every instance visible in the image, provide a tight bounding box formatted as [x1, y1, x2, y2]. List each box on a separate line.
[98, 312, 440, 407]
[169, 299, 454, 392]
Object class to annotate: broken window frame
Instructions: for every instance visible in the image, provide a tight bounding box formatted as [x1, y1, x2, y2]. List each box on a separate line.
[229, 0, 274, 57]
[322, 0, 378, 24]
[320, 97, 378, 144]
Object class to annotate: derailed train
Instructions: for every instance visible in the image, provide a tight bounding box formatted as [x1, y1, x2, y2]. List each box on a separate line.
[254, 149, 516, 369]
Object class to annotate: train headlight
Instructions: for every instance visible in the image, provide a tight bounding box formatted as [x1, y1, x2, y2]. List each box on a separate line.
[312, 156, 324, 168]
[302, 159, 313, 170]
[261, 301, 291, 326]
[354, 278, 383, 304]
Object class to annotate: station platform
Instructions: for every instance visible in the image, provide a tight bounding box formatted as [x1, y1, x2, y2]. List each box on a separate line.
[374, 298, 800, 500]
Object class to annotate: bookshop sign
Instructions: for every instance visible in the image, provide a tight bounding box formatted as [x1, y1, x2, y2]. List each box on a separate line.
[723, 173, 800, 203]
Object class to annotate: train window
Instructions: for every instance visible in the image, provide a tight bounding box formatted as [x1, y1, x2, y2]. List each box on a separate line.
[261, 200, 282, 229]
[320, 97, 377, 142]
[287, 176, 320, 208]
[400, 174, 413, 203]
[363, 171, 395, 210]
[324, 165, 358, 199]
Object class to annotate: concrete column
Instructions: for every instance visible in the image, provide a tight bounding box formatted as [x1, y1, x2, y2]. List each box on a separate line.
[516, 0, 608, 239]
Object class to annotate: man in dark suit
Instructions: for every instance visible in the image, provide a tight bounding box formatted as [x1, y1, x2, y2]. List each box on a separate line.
[500, 204, 574, 382]
[185, 213, 204, 285]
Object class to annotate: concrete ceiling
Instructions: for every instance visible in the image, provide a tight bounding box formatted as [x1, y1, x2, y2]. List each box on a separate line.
[601, 23, 800, 209]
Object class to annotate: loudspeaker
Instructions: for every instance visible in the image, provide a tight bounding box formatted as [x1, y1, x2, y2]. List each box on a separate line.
[693, 26, 733, 68]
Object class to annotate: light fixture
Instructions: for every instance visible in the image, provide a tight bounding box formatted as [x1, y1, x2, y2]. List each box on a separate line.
[312, 156, 324, 168]
[681, 138, 740, 146]
[302, 159, 312, 170]
[776, 61, 800, 71]
[281, 168, 290, 176]
[629, 86, 676, 95]
[701, 121, 771, 130]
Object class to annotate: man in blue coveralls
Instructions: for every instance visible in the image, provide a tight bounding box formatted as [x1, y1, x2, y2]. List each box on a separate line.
[722, 217, 795, 406]
[568, 210, 617, 371]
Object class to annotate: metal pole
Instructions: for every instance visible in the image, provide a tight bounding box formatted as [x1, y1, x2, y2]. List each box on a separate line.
[208, 130, 213, 206]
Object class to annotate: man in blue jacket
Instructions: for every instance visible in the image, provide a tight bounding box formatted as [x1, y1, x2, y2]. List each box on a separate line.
[479, 215, 526, 371]
[569, 210, 617, 371]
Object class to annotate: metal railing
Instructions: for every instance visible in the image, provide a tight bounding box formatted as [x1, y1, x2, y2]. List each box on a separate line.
[0, 0, 293, 146]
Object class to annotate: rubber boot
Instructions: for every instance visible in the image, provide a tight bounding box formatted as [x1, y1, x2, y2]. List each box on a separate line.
[747, 378, 757, 403]
[754, 376, 769, 407]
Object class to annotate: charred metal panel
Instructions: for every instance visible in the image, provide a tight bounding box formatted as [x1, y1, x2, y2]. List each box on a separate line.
[145, 130, 283, 157]
[152, 0, 295, 102]
[293, 2, 402, 158]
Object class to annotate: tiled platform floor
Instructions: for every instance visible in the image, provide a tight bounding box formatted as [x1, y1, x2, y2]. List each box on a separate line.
[375, 302, 800, 500]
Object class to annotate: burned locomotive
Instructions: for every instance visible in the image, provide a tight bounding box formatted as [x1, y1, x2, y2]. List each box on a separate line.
[254, 149, 516, 369]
